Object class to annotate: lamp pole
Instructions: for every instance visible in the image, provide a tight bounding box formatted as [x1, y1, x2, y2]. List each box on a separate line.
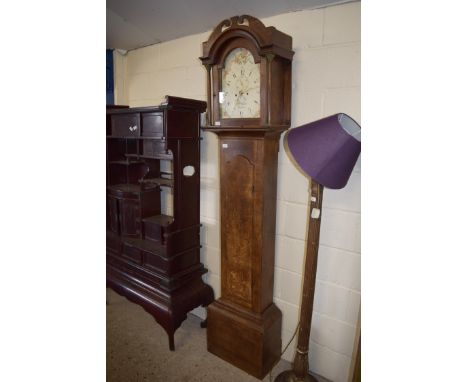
[276, 179, 324, 382]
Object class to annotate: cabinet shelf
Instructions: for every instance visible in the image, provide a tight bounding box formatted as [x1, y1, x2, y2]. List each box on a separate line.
[107, 183, 158, 193]
[107, 136, 165, 140]
[142, 214, 174, 227]
[123, 237, 167, 257]
[108, 160, 145, 165]
[125, 153, 173, 160]
[139, 177, 174, 188]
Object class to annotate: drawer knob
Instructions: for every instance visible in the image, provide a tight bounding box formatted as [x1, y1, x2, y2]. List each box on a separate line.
[128, 125, 138, 132]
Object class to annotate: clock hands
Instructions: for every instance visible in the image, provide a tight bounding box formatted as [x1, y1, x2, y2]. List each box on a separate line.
[221, 51, 259, 117]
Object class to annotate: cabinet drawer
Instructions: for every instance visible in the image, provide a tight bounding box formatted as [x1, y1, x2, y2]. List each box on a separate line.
[142, 250, 197, 275]
[142, 112, 164, 137]
[122, 243, 141, 264]
[111, 113, 140, 137]
[120, 199, 141, 237]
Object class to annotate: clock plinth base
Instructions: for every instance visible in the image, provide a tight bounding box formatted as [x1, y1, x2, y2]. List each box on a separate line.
[207, 299, 282, 380]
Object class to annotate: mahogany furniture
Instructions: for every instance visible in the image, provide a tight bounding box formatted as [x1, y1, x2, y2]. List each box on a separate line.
[200, 15, 294, 379]
[106, 96, 214, 351]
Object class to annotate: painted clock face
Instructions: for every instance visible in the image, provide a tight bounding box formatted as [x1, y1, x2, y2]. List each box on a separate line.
[220, 48, 260, 119]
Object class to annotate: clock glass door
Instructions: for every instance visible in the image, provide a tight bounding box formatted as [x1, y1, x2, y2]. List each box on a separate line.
[220, 48, 260, 119]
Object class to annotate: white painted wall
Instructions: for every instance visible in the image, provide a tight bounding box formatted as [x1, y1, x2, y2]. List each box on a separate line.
[114, 3, 360, 381]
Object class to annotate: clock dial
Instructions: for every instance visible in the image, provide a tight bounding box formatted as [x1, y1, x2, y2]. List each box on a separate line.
[220, 48, 260, 119]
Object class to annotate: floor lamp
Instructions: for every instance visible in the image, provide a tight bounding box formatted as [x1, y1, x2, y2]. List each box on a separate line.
[275, 113, 361, 382]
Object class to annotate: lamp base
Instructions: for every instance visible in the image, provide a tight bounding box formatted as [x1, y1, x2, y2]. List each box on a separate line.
[274, 370, 320, 382]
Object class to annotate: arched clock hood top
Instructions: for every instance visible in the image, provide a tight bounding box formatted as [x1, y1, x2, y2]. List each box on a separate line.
[200, 15, 294, 65]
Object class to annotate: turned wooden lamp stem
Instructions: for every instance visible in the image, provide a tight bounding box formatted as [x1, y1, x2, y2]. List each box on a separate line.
[293, 180, 323, 380]
[276, 179, 324, 382]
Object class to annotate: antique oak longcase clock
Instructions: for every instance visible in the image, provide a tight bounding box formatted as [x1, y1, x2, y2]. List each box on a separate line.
[200, 15, 294, 379]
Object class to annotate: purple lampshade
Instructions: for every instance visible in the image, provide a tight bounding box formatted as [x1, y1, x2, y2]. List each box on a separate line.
[285, 113, 361, 189]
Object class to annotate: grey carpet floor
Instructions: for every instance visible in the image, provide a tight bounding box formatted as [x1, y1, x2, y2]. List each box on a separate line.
[106, 288, 327, 382]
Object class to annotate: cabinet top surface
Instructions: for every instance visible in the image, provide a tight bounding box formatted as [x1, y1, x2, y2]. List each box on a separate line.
[107, 96, 207, 115]
[107, 105, 165, 115]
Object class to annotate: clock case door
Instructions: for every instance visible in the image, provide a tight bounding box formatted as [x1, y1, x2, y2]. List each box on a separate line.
[200, 15, 294, 129]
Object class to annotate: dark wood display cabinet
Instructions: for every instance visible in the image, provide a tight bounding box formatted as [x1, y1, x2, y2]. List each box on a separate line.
[106, 96, 214, 351]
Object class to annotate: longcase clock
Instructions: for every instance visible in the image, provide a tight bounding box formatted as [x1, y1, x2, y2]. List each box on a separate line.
[200, 15, 294, 379]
